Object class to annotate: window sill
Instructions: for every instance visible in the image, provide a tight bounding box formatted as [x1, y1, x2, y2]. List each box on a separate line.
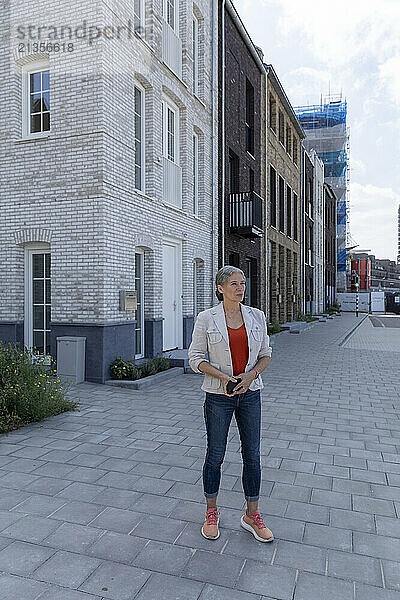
[15, 132, 51, 143]
[135, 30, 154, 53]
[246, 151, 256, 160]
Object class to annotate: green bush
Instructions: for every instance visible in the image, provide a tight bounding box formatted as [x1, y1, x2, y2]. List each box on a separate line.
[296, 312, 317, 323]
[0, 341, 76, 434]
[110, 355, 171, 380]
[140, 359, 158, 377]
[267, 322, 282, 335]
[152, 356, 171, 371]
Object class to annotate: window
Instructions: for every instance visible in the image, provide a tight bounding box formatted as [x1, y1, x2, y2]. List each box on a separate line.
[24, 248, 51, 357]
[165, 0, 176, 29]
[162, 100, 178, 163]
[278, 110, 284, 145]
[23, 63, 50, 137]
[269, 93, 277, 133]
[134, 85, 145, 191]
[228, 150, 239, 193]
[244, 258, 254, 306]
[286, 185, 292, 237]
[134, 0, 145, 35]
[286, 125, 292, 156]
[293, 192, 298, 241]
[245, 78, 254, 155]
[249, 168, 254, 193]
[269, 165, 277, 228]
[278, 175, 285, 232]
[192, 16, 199, 95]
[193, 132, 199, 214]
[135, 251, 145, 358]
[293, 137, 298, 165]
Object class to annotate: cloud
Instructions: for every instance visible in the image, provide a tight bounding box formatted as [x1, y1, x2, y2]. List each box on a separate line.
[350, 182, 399, 260]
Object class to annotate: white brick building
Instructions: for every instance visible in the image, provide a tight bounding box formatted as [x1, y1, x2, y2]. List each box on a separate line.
[309, 149, 325, 314]
[0, 0, 218, 382]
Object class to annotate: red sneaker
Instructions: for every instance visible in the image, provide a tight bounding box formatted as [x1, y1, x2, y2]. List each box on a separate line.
[241, 510, 274, 542]
[201, 507, 220, 539]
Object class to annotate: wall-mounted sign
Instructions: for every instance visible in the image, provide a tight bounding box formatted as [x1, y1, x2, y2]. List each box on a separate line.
[119, 290, 137, 311]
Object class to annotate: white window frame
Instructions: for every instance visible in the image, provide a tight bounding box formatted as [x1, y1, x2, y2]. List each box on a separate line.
[193, 132, 199, 215]
[134, 82, 145, 193]
[22, 60, 51, 139]
[134, 0, 145, 36]
[135, 249, 145, 359]
[24, 244, 51, 363]
[164, 0, 178, 31]
[162, 98, 179, 164]
[192, 15, 199, 96]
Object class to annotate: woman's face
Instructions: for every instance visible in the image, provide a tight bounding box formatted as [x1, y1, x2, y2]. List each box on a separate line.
[218, 272, 246, 302]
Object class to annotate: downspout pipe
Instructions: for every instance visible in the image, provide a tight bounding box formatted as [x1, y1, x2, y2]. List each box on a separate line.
[221, 0, 225, 267]
[211, 0, 217, 289]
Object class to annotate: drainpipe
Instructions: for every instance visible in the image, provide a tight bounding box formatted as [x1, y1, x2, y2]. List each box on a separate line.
[211, 0, 217, 288]
[301, 144, 305, 315]
[264, 67, 269, 319]
[221, 0, 226, 267]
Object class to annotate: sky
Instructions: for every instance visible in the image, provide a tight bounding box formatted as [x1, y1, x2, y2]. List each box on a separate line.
[234, 0, 400, 261]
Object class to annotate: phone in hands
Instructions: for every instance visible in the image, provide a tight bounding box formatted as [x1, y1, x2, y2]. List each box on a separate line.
[226, 378, 242, 395]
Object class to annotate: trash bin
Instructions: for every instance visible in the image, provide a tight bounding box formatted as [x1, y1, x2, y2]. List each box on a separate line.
[56, 336, 86, 384]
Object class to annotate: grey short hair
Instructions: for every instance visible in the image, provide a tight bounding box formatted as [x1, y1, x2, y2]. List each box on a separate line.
[215, 265, 245, 301]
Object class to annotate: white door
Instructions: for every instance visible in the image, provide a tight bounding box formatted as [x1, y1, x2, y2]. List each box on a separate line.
[162, 240, 182, 350]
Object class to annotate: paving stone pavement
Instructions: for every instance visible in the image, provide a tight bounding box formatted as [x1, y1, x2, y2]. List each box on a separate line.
[0, 313, 400, 600]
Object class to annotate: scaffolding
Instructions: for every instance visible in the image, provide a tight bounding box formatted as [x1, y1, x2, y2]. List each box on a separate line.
[294, 95, 349, 292]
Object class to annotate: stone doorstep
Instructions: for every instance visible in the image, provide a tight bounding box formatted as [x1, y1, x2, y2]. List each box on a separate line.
[105, 366, 184, 389]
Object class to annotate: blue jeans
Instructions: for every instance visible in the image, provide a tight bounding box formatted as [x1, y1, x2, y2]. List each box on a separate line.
[202, 388, 261, 502]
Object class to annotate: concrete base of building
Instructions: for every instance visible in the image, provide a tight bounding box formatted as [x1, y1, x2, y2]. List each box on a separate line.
[50, 321, 137, 384]
[0, 321, 24, 348]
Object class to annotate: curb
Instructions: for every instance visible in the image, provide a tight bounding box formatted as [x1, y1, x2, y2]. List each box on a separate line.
[105, 366, 184, 389]
[338, 314, 369, 347]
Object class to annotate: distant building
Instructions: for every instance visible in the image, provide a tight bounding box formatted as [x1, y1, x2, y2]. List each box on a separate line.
[397, 204, 400, 265]
[264, 65, 305, 324]
[309, 149, 325, 314]
[324, 183, 337, 307]
[303, 151, 315, 314]
[218, 0, 266, 309]
[351, 254, 400, 291]
[294, 96, 349, 293]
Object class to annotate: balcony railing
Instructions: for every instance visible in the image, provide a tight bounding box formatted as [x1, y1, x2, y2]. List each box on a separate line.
[229, 191, 263, 237]
[162, 20, 182, 79]
[163, 156, 182, 208]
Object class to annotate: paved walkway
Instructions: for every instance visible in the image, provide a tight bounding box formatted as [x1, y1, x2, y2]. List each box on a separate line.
[342, 314, 400, 352]
[0, 313, 400, 600]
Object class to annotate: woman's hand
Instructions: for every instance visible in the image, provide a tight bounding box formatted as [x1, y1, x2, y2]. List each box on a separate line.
[219, 373, 242, 397]
[230, 371, 256, 394]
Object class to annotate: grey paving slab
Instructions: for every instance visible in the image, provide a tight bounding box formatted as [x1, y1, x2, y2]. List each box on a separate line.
[354, 582, 400, 599]
[0, 540, 55, 576]
[236, 560, 296, 599]
[0, 514, 60, 543]
[199, 583, 263, 600]
[132, 539, 194, 575]
[327, 548, 383, 586]
[87, 531, 148, 564]
[273, 539, 327, 574]
[0, 573, 49, 600]
[133, 572, 204, 600]
[36, 588, 103, 600]
[78, 561, 151, 599]
[42, 521, 105, 552]
[32, 550, 102, 589]
[182, 549, 245, 588]
[293, 571, 354, 600]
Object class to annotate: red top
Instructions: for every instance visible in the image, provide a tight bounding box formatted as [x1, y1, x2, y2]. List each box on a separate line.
[227, 323, 249, 376]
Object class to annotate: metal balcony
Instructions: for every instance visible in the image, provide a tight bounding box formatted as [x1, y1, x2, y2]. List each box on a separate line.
[229, 191, 263, 238]
[162, 20, 182, 79]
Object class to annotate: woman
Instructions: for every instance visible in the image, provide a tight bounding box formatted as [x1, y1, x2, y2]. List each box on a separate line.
[188, 265, 274, 542]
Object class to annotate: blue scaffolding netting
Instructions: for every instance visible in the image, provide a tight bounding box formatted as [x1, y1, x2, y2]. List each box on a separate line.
[294, 98, 349, 282]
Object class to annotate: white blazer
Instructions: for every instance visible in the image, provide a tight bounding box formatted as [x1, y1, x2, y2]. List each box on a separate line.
[188, 301, 272, 394]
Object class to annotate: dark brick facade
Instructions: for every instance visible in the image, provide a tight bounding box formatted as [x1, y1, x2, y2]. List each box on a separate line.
[218, 1, 266, 309]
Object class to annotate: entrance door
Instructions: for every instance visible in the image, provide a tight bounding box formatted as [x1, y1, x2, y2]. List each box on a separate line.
[162, 240, 182, 350]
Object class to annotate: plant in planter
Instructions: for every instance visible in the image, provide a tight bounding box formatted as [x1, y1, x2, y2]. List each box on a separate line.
[152, 356, 171, 371]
